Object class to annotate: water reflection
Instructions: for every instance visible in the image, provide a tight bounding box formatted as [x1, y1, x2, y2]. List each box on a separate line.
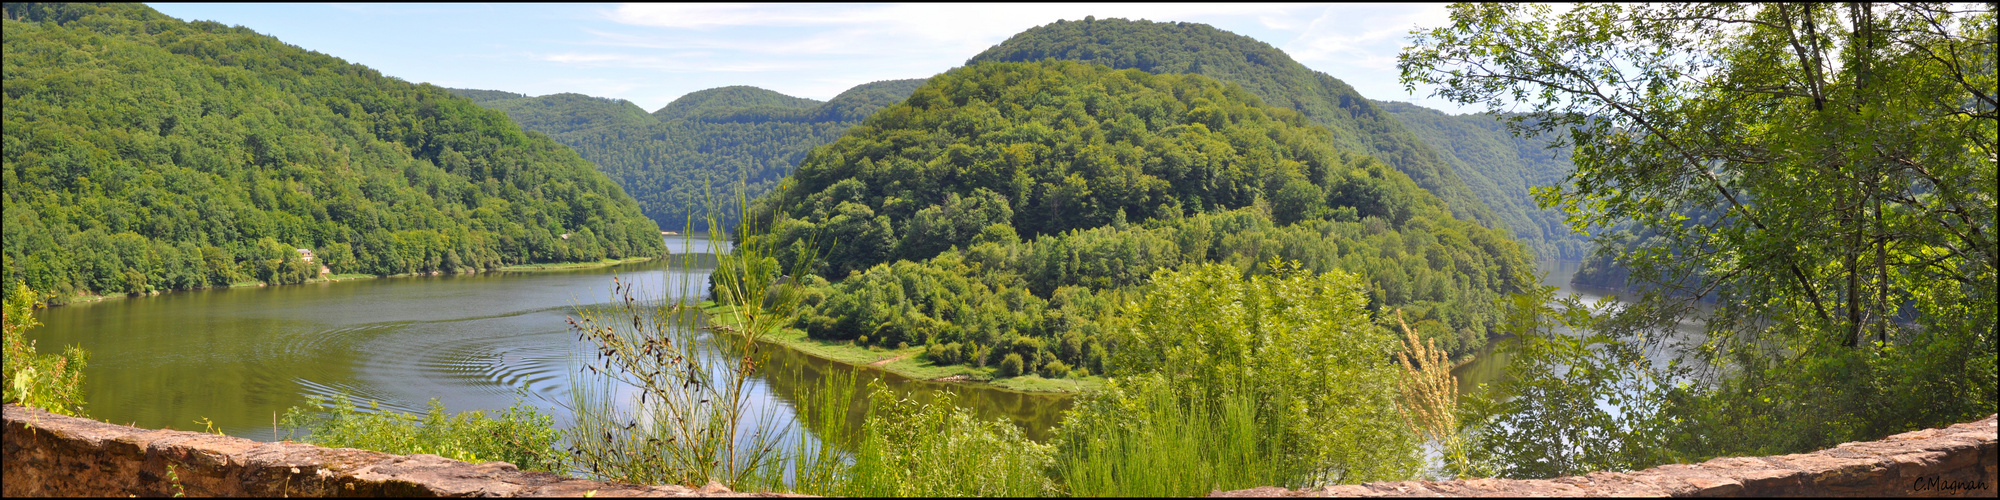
[1451, 260, 1712, 396]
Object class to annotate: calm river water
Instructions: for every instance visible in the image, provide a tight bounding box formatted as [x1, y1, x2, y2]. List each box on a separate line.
[26, 237, 1068, 443]
[28, 245, 1622, 446]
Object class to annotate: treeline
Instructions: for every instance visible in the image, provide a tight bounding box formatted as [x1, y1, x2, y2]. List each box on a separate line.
[452, 80, 927, 232]
[1, 3, 664, 303]
[743, 60, 1532, 377]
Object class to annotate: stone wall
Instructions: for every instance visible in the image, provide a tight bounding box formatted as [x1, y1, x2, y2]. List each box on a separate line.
[6, 404, 1993, 497]
[1215, 414, 1997, 497]
[2, 404, 791, 497]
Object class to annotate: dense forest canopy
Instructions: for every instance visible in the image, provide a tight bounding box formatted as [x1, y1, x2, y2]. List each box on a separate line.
[741, 60, 1534, 378]
[452, 79, 927, 232]
[1375, 101, 1586, 260]
[966, 18, 1511, 238]
[1, 3, 665, 303]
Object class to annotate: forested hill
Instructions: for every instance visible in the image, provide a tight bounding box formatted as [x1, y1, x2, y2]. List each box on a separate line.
[1375, 101, 1587, 260]
[1, 3, 665, 304]
[745, 60, 1533, 379]
[649, 85, 818, 122]
[966, 17, 1500, 230]
[449, 79, 927, 231]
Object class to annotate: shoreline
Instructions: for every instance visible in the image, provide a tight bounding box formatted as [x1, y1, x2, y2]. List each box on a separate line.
[699, 302, 1103, 395]
[40, 256, 662, 308]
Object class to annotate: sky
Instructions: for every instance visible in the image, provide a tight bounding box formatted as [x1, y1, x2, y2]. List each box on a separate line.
[145, 3, 1480, 114]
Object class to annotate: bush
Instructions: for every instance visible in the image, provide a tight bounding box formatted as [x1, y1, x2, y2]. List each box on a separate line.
[999, 353, 1026, 377]
[1041, 359, 1072, 379]
[1079, 261, 1419, 486]
[844, 384, 1055, 496]
[2, 285, 88, 416]
[280, 394, 561, 472]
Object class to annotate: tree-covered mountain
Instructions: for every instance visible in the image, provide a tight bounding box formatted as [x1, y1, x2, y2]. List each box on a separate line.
[743, 60, 1534, 379]
[1374, 101, 1587, 260]
[1, 3, 665, 304]
[966, 18, 1501, 231]
[450, 79, 927, 231]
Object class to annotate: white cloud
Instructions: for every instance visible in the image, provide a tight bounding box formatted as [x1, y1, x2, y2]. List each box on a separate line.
[563, 3, 1482, 112]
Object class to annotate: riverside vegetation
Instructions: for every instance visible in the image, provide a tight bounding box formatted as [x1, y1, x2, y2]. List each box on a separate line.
[1, 3, 665, 305]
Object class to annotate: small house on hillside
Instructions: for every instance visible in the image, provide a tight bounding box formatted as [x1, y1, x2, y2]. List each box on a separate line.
[296, 248, 315, 262]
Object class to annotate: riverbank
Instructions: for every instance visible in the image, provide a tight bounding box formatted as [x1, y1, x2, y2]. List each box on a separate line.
[495, 256, 657, 272]
[41, 257, 662, 307]
[700, 302, 1104, 394]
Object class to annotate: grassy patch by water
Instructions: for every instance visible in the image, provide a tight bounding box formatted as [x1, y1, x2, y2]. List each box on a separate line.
[701, 302, 1103, 394]
[497, 256, 655, 272]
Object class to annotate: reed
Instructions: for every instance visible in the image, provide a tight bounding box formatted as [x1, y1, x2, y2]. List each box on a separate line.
[1393, 309, 1473, 478]
[562, 187, 822, 488]
[1056, 377, 1279, 497]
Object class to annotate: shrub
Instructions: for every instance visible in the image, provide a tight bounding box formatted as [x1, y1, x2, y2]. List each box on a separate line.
[999, 353, 1025, 377]
[1041, 359, 1072, 379]
[2, 285, 88, 416]
[280, 395, 561, 472]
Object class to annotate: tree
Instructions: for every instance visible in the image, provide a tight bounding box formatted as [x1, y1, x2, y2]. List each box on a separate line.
[1402, 2, 1996, 465]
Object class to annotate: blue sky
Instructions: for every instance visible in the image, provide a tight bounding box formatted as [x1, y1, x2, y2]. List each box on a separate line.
[146, 3, 1479, 114]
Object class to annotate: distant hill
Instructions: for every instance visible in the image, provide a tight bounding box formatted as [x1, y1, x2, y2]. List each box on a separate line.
[650, 85, 819, 122]
[450, 79, 927, 231]
[1375, 101, 1587, 260]
[2, 3, 664, 303]
[967, 18, 1500, 229]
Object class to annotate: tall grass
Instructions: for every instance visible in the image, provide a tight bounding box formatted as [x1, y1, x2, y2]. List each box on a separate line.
[1056, 376, 1279, 497]
[1393, 309, 1477, 479]
[562, 190, 822, 487]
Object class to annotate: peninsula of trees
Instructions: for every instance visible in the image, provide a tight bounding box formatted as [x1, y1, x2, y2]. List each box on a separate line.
[742, 60, 1534, 379]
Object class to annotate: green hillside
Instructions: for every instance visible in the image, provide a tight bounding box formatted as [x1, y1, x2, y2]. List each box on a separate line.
[966, 18, 1500, 229]
[744, 61, 1533, 380]
[1, 3, 665, 303]
[475, 93, 657, 133]
[453, 79, 926, 231]
[1375, 101, 1586, 259]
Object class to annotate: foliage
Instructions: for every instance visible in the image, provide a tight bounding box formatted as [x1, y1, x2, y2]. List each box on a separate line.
[967, 17, 1501, 227]
[1056, 376, 1275, 497]
[1089, 261, 1418, 485]
[1471, 284, 1669, 479]
[1404, 2, 1997, 472]
[453, 80, 926, 232]
[842, 384, 1056, 497]
[1, 284, 87, 415]
[279, 394, 562, 472]
[1, 3, 664, 303]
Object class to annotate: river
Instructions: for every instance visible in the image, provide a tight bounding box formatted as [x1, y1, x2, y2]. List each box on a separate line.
[23, 237, 1068, 444]
[26, 250, 1636, 447]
